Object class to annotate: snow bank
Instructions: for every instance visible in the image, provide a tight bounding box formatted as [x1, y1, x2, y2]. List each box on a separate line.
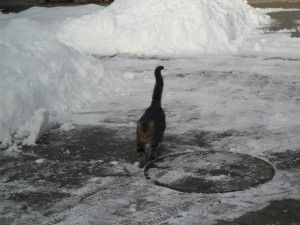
[0, 17, 128, 146]
[57, 0, 269, 55]
[15, 108, 49, 145]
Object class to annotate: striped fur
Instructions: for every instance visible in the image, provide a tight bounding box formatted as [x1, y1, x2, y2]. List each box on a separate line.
[136, 66, 166, 168]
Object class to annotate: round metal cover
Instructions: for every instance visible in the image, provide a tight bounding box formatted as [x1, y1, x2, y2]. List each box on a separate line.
[144, 151, 275, 193]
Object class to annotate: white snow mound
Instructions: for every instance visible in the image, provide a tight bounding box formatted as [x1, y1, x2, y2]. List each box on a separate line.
[0, 17, 128, 146]
[15, 108, 49, 146]
[60, 123, 76, 132]
[57, 0, 269, 55]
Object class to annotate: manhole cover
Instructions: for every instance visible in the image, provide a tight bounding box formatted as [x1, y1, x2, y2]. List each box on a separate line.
[144, 151, 275, 193]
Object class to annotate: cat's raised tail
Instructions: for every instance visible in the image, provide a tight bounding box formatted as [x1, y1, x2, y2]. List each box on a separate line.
[151, 66, 164, 106]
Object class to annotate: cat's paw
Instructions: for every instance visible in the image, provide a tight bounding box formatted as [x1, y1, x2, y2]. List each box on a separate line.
[134, 161, 140, 167]
[138, 161, 145, 168]
[134, 160, 145, 168]
[137, 153, 146, 168]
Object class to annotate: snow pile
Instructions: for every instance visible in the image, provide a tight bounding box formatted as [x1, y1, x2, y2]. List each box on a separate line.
[57, 0, 269, 55]
[0, 17, 129, 146]
[60, 123, 76, 132]
[3, 144, 21, 156]
[15, 108, 49, 145]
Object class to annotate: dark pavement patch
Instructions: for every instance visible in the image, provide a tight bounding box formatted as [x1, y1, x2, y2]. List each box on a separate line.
[266, 149, 300, 170]
[1, 126, 136, 188]
[8, 191, 71, 213]
[216, 198, 300, 225]
[263, 9, 300, 38]
[24, 125, 137, 163]
[267, 10, 300, 32]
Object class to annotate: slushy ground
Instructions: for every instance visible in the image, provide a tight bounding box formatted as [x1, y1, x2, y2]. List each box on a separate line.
[1, 124, 299, 225]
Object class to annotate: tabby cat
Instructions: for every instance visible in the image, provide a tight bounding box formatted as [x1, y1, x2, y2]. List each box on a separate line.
[136, 66, 166, 168]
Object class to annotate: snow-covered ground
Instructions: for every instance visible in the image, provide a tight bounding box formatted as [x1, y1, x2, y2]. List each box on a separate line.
[0, 0, 271, 146]
[0, 0, 299, 224]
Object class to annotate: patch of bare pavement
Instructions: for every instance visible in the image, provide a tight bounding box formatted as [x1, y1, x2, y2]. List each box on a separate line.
[249, 0, 300, 9]
[266, 10, 300, 38]
[1, 126, 137, 189]
[216, 199, 300, 225]
[256, 2, 300, 38]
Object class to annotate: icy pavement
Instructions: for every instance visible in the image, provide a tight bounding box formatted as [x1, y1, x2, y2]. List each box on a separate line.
[1, 51, 300, 224]
[0, 123, 299, 225]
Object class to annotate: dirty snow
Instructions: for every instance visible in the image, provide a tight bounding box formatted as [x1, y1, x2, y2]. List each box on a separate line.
[15, 108, 49, 146]
[34, 158, 45, 164]
[60, 123, 76, 132]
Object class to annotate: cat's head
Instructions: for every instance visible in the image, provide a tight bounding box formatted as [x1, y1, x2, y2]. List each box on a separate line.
[155, 66, 164, 73]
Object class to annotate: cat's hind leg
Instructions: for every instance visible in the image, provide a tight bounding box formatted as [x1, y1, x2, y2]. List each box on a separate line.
[137, 139, 146, 168]
[149, 142, 159, 161]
